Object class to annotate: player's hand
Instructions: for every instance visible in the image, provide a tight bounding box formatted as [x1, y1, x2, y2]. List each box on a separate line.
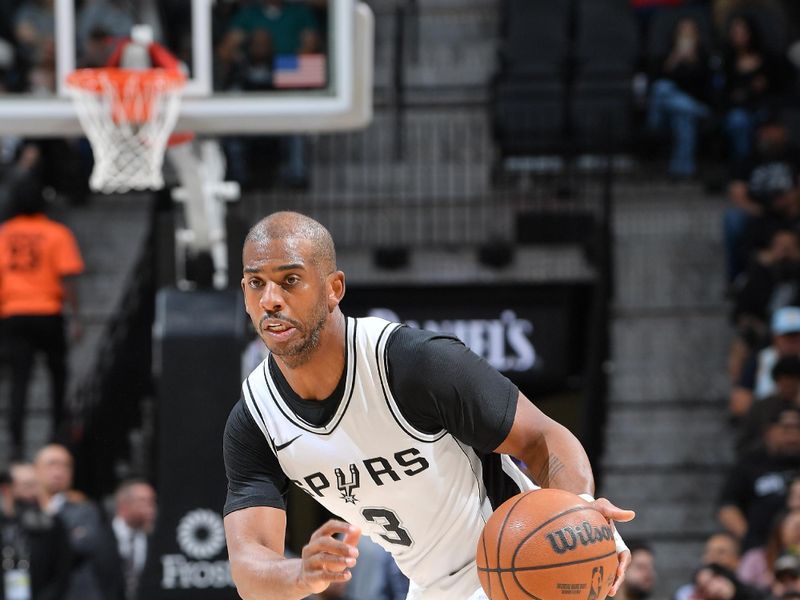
[298, 520, 361, 595]
[584, 497, 635, 597]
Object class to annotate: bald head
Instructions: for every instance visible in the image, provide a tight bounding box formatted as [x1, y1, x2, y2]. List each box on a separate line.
[35, 444, 73, 496]
[245, 212, 336, 275]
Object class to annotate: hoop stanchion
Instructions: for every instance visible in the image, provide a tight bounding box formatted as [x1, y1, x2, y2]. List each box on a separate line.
[66, 68, 186, 193]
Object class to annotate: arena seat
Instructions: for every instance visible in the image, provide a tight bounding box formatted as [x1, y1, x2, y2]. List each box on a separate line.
[571, 0, 639, 150]
[498, 0, 570, 78]
[491, 0, 570, 157]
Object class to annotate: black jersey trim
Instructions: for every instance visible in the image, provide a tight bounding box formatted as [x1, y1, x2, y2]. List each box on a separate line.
[260, 317, 358, 435]
[245, 378, 276, 455]
[376, 324, 448, 444]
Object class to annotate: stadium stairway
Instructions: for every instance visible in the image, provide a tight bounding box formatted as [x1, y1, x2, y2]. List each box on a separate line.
[0, 194, 153, 466]
[603, 181, 734, 598]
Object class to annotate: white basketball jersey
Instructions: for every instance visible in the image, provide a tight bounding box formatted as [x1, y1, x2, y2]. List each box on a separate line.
[243, 316, 537, 600]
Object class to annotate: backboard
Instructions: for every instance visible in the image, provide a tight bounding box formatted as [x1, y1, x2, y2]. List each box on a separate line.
[0, 0, 373, 137]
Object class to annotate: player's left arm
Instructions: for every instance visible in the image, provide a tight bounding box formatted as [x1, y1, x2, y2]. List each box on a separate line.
[494, 392, 636, 597]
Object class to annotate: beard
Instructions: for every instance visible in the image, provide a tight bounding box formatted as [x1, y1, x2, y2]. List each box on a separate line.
[258, 302, 329, 368]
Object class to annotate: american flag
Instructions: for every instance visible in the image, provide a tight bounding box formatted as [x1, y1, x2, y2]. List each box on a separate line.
[273, 54, 327, 89]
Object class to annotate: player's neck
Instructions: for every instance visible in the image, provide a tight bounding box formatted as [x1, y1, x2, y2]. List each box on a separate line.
[273, 310, 346, 400]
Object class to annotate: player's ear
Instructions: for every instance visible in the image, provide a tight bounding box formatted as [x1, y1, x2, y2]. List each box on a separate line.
[327, 271, 346, 310]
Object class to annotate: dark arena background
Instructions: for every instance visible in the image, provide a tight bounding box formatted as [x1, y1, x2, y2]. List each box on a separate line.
[1, 0, 799, 598]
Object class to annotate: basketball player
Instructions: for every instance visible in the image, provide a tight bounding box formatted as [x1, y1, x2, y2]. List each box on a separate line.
[223, 211, 635, 600]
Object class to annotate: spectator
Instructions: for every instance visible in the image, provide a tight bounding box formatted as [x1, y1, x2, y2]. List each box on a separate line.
[675, 532, 742, 600]
[78, 26, 119, 69]
[770, 552, 800, 599]
[13, 0, 54, 65]
[0, 175, 84, 459]
[35, 444, 121, 600]
[617, 540, 657, 600]
[718, 406, 800, 553]
[76, 0, 134, 59]
[722, 15, 777, 164]
[1, 468, 72, 600]
[737, 509, 800, 589]
[737, 356, 800, 454]
[706, 532, 745, 573]
[112, 479, 157, 600]
[788, 476, 800, 510]
[10, 461, 41, 504]
[646, 16, 712, 178]
[223, 0, 321, 58]
[731, 228, 800, 359]
[689, 563, 767, 600]
[236, 29, 275, 92]
[730, 307, 800, 420]
[724, 121, 800, 284]
[27, 34, 55, 94]
[712, 1, 786, 38]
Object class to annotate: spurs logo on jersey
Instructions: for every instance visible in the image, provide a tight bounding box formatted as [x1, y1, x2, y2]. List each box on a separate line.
[297, 448, 430, 503]
[334, 464, 360, 504]
[243, 316, 537, 600]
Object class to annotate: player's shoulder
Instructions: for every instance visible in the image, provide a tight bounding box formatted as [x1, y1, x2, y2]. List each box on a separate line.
[225, 397, 259, 438]
[385, 325, 466, 377]
[387, 324, 463, 352]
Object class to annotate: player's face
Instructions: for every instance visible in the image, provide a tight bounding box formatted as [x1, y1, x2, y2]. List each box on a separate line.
[241, 237, 335, 366]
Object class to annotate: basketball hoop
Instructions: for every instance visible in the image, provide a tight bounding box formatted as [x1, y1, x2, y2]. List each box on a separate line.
[66, 67, 186, 193]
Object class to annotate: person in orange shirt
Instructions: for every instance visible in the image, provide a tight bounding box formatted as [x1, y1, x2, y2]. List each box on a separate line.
[0, 176, 84, 459]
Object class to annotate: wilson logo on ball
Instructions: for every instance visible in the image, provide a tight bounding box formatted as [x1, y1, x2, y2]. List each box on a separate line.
[545, 521, 614, 554]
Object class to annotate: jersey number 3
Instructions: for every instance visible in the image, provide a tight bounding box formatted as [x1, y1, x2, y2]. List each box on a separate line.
[361, 508, 413, 547]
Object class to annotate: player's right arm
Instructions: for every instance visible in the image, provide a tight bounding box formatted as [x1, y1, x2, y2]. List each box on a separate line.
[222, 399, 360, 599]
[224, 508, 359, 600]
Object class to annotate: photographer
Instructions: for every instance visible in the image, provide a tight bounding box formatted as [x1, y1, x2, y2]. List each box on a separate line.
[0, 470, 71, 600]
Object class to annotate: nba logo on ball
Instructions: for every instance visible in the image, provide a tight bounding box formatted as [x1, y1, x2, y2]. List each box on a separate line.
[476, 489, 618, 600]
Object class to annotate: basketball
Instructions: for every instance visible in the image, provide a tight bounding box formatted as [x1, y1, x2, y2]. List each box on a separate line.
[476, 489, 619, 600]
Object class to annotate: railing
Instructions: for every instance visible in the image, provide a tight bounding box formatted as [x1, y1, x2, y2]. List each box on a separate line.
[70, 216, 156, 497]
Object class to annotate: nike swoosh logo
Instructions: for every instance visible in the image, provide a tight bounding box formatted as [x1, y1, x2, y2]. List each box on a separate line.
[275, 434, 302, 452]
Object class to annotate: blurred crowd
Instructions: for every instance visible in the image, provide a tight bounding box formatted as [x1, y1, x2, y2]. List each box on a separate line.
[631, 8, 800, 598]
[0, 443, 156, 600]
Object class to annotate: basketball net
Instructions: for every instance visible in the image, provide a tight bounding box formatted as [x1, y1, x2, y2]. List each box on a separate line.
[66, 27, 186, 193]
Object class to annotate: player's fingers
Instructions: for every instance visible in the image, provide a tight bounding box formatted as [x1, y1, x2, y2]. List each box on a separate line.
[608, 549, 631, 597]
[592, 497, 636, 522]
[298, 565, 354, 592]
[343, 524, 362, 548]
[303, 535, 360, 559]
[304, 551, 358, 572]
[312, 520, 358, 539]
